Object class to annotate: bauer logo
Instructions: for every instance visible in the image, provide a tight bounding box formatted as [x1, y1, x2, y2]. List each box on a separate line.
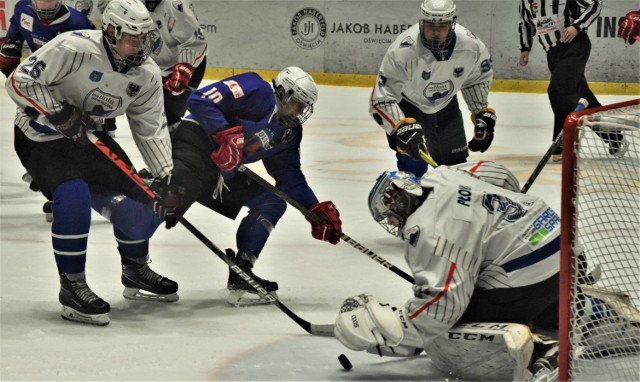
[291, 7, 327, 50]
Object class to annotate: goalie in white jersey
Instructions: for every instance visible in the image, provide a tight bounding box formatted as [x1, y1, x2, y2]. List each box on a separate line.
[370, 0, 496, 178]
[5, 0, 185, 326]
[335, 163, 564, 380]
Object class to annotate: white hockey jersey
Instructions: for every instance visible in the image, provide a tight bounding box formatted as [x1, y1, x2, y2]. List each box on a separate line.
[97, 0, 207, 75]
[5, 29, 173, 178]
[398, 166, 559, 346]
[370, 23, 493, 134]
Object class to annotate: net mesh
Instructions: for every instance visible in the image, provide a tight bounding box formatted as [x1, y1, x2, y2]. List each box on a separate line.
[568, 103, 640, 381]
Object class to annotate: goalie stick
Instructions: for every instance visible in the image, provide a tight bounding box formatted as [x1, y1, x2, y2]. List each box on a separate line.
[85, 131, 335, 337]
[236, 165, 415, 284]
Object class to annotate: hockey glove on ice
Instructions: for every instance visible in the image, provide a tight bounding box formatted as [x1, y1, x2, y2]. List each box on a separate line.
[46, 101, 96, 144]
[394, 118, 426, 159]
[467, 108, 496, 153]
[163, 63, 194, 95]
[210, 126, 245, 173]
[306, 201, 342, 245]
[0, 36, 21, 77]
[151, 175, 186, 229]
[618, 10, 640, 45]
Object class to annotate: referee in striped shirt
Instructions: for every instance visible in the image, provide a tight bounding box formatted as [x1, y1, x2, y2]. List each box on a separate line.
[518, 0, 602, 161]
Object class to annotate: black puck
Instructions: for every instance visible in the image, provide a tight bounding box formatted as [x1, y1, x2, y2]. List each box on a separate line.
[338, 353, 352, 371]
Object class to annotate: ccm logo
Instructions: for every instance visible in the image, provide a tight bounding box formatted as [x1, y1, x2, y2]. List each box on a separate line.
[351, 314, 359, 328]
[448, 332, 495, 341]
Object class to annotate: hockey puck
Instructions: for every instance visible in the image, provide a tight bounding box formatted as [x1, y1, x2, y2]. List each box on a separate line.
[338, 353, 352, 371]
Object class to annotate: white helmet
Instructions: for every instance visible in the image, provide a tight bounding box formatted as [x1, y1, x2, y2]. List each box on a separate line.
[272, 66, 318, 128]
[420, 0, 457, 50]
[102, 0, 158, 67]
[31, 0, 62, 19]
[63, 0, 93, 17]
[368, 171, 424, 237]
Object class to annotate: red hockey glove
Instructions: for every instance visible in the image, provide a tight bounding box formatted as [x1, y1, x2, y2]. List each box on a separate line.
[163, 63, 194, 95]
[307, 201, 342, 245]
[46, 102, 96, 144]
[0, 36, 22, 77]
[467, 108, 496, 153]
[393, 117, 426, 159]
[618, 10, 640, 45]
[210, 126, 245, 172]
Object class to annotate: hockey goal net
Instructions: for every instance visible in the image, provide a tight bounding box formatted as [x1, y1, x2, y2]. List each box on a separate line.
[559, 98, 640, 381]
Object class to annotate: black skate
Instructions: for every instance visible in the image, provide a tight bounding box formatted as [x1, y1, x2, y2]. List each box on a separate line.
[607, 134, 629, 158]
[529, 335, 559, 381]
[226, 250, 278, 307]
[121, 256, 179, 302]
[43, 200, 53, 223]
[59, 274, 110, 326]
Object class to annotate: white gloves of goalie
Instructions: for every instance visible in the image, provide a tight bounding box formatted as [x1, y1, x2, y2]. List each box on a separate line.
[334, 294, 405, 352]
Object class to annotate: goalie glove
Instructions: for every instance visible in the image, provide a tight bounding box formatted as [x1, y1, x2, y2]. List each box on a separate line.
[46, 102, 97, 144]
[306, 201, 342, 245]
[150, 175, 186, 229]
[0, 36, 22, 77]
[467, 108, 496, 153]
[163, 63, 194, 95]
[618, 10, 640, 45]
[334, 294, 404, 352]
[393, 118, 426, 159]
[210, 126, 245, 172]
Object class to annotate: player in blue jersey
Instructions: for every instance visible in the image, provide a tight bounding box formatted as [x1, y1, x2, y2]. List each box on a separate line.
[1, 0, 95, 222]
[167, 67, 343, 305]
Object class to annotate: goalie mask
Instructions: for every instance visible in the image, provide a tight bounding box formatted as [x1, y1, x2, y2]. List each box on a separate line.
[419, 0, 457, 51]
[368, 171, 424, 237]
[102, 0, 159, 68]
[31, 0, 62, 19]
[272, 67, 318, 128]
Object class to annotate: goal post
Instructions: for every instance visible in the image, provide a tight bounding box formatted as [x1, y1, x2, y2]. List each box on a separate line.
[559, 98, 640, 381]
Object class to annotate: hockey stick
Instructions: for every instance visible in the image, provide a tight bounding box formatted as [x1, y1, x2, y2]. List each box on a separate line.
[236, 165, 415, 284]
[85, 132, 335, 337]
[520, 99, 588, 193]
[418, 143, 439, 167]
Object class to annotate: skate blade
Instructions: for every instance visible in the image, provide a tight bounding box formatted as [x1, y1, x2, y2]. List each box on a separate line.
[60, 305, 109, 326]
[123, 287, 179, 302]
[227, 290, 278, 307]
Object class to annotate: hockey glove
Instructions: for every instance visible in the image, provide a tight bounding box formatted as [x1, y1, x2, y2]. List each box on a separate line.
[307, 201, 342, 245]
[618, 10, 640, 45]
[150, 175, 186, 229]
[467, 108, 496, 153]
[394, 118, 426, 159]
[163, 63, 194, 95]
[334, 294, 404, 351]
[0, 36, 22, 77]
[210, 126, 245, 172]
[46, 102, 96, 144]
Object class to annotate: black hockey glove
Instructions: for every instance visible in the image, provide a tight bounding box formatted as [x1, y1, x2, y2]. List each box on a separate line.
[0, 36, 22, 77]
[467, 108, 496, 153]
[150, 175, 186, 229]
[394, 117, 426, 159]
[46, 101, 96, 144]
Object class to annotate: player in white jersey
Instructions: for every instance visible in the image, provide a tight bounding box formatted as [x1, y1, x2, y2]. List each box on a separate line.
[97, 0, 208, 131]
[5, 0, 185, 326]
[370, 0, 496, 178]
[334, 164, 564, 380]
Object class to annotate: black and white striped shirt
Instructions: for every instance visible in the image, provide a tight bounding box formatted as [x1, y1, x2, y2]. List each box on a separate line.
[518, 0, 602, 52]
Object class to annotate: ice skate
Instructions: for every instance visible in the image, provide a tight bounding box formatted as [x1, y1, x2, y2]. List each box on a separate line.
[43, 200, 53, 223]
[608, 136, 629, 158]
[121, 256, 179, 302]
[551, 144, 562, 163]
[59, 274, 110, 326]
[226, 251, 278, 307]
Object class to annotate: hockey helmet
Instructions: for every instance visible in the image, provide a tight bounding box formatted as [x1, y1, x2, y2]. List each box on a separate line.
[102, 0, 158, 67]
[31, 0, 62, 19]
[368, 171, 424, 237]
[272, 66, 318, 128]
[419, 0, 457, 51]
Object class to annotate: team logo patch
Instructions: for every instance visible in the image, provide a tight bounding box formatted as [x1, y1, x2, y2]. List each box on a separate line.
[406, 226, 420, 247]
[282, 129, 295, 144]
[378, 73, 387, 86]
[89, 70, 103, 82]
[223, 80, 245, 99]
[422, 71, 431, 80]
[127, 83, 141, 97]
[291, 7, 327, 50]
[423, 80, 454, 103]
[156, 20, 163, 29]
[70, 31, 91, 39]
[172, 0, 184, 11]
[86, 89, 122, 117]
[20, 14, 34, 32]
[454, 67, 464, 77]
[399, 36, 415, 47]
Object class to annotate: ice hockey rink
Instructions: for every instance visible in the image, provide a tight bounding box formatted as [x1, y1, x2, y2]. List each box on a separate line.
[0, 78, 635, 381]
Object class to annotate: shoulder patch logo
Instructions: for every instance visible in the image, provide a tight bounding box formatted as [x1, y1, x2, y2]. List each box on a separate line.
[172, 0, 184, 12]
[453, 67, 464, 77]
[406, 225, 421, 247]
[281, 128, 295, 144]
[89, 70, 103, 82]
[399, 36, 415, 47]
[127, 83, 141, 97]
[20, 14, 34, 32]
[422, 71, 431, 80]
[223, 80, 245, 99]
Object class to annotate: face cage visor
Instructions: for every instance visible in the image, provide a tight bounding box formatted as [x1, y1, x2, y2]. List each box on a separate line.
[108, 28, 159, 68]
[31, 0, 62, 19]
[419, 19, 456, 51]
[275, 88, 314, 128]
[369, 171, 423, 237]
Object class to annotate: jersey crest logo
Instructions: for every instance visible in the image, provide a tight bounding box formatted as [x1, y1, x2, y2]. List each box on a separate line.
[156, 20, 162, 29]
[406, 226, 420, 247]
[127, 83, 141, 97]
[399, 36, 415, 47]
[482, 193, 527, 223]
[423, 80, 454, 103]
[20, 14, 34, 32]
[89, 71, 103, 82]
[172, 0, 184, 12]
[281, 128, 295, 144]
[85, 89, 122, 117]
[422, 71, 431, 80]
[454, 67, 464, 77]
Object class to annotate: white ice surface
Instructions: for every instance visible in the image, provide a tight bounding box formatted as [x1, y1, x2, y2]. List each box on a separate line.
[0, 78, 632, 381]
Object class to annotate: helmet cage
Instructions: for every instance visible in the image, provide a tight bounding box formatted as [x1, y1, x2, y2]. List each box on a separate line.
[368, 171, 423, 237]
[272, 67, 318, 128]
[419, 0, 457, 50]
[31, 0, 62, 19]
[102, 0, 158, 67]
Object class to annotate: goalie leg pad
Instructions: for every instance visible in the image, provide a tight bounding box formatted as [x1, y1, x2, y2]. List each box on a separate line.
[427, 322, 537, 381]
